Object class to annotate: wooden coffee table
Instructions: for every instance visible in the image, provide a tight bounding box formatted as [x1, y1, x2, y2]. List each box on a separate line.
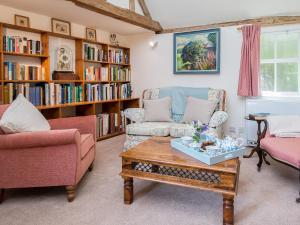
[120, 137, 240, 225]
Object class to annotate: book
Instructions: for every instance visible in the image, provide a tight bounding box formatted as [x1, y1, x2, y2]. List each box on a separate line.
[96, 113, 119, 138]
[3, 35, 42, 54]
[110, 66, 130, 81]
[84, 43, 107, 62]
[4, 62, 45, 81]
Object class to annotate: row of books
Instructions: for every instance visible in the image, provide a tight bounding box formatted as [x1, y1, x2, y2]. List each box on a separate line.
[85, 83, 132, 102]
[108, 49, 129, 64]
[84, 66, 109, 81]
[96, 113, 119, 138]
[4, 62, 45, 81]
[3, 35, 42, 54]
[2, 83, 83, 105]
[110, 66, 130, 81]
[84, 43, 107, 62]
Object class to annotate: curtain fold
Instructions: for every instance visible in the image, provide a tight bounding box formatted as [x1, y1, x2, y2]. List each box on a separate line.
[237, 25, 261, 97]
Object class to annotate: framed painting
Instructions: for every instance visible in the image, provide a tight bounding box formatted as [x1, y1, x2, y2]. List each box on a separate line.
[51, 18, 71, 36]
[173, 29, 220, 74]
[86, 27, 97, 41]
[14, 14, 30, 28]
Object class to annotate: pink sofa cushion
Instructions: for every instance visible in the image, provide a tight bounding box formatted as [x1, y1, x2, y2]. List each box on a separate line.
[81, 134, 94, 159]
[261, 137, 300, 168]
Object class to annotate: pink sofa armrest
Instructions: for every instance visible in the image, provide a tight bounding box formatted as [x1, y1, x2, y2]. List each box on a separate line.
[48, 115, 96, 140]
[0, 129, 80, 150]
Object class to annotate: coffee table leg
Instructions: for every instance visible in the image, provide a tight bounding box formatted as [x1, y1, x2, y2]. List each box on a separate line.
[223, 194, 234, 225]
[124, 177, 133, 204]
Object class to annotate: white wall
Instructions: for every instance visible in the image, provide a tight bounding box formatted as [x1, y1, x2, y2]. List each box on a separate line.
[0, 4, 129, 45]
[128, 27, 245, 134]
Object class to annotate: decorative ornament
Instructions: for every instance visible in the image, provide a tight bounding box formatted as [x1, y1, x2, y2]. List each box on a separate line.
[56, 46, 73, 72]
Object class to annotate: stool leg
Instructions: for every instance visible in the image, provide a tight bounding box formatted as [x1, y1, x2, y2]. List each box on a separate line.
[0, 189, 4, 204]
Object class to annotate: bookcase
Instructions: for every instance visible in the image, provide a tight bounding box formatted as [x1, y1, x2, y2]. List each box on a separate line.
[0, 22, 139, 141]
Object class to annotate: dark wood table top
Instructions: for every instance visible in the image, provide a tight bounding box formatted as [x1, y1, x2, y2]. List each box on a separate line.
[120, 137, 239, 174]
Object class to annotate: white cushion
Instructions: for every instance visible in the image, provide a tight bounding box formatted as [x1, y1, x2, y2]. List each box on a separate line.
[182, 97, 217, 124]
[143, 97, 172, 122]
[126, 122, 174, 136]
[0, 94, 50, 134]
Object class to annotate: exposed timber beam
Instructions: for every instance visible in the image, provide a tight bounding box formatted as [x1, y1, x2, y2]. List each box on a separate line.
[67, 0, 162, 32]
[138, 0, 152, 19]
[159, 16, 300, 34]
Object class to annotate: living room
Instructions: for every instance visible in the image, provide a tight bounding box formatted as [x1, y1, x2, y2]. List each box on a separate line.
[0, 1, 299, 225]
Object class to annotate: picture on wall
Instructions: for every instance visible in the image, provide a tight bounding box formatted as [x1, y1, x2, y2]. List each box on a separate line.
[86, 27, 97, 41]
[14, 14, 30, 28]
[51, 18, 71, 36]
[174, 29, 220, 74]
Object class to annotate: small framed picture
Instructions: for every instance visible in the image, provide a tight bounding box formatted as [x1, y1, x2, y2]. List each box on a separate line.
[51, 18, 71, 36]
[86, 27, 97, 41]
[14, 14, 30, 28]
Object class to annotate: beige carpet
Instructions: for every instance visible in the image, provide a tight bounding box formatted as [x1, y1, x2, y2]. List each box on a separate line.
[0, 135, 299, 225]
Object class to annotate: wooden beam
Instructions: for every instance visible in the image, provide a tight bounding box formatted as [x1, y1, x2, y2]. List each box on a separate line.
[159, 16, 300, 34]
[138, 0, 152, 19]
[67, 0, 162, 32]
[129, 0, 135, 12]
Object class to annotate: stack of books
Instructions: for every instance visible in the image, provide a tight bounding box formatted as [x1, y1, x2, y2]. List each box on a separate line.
[2, 83, 44, 106]
[96, 113, 119, 138]
[3, 35, 42, 54]
[84, 65, 108, 81]
[84, 43, 107, 62]
[108, 48, 128, 64]
[110, 66, 130, 81]
[4, 62, 45, 80]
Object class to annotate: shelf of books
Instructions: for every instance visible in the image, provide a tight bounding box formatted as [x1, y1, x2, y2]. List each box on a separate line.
[0, 23, 139, 141]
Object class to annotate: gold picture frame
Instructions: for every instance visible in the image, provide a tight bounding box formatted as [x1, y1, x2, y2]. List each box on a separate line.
[51, 18, 71, 36]
[86, 27, 97, 41]
[14, 14, 30, 28]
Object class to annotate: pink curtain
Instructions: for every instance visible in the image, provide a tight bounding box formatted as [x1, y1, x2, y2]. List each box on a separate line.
[237, 25, 261, 96]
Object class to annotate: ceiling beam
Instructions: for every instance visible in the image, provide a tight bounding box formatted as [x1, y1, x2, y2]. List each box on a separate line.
[129, 0, 135, 12]
[159, 16, 300, 34]
[138, 0, 152, 19]
[67, 0, 162, 32]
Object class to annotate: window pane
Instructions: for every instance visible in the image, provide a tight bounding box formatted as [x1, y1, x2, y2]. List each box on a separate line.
[261, 35, 275, 59]
[261, 63, 275, 91]
[276, 33, 299, 58]
[277, 63, 298, 92]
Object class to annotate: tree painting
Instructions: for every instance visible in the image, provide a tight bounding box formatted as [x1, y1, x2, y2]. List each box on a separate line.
[174, 29, 220, 74]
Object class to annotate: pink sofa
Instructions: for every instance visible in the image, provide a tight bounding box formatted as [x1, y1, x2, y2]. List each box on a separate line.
[0, 105, 96, 203]
[260, 132, 300, 203]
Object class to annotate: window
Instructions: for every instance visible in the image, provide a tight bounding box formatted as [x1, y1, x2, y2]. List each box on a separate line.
[260, 31, 300, 96]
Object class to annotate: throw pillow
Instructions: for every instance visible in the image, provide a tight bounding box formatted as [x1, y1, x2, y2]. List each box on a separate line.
[143, 97, 172, 122]
[0, 94, 50, 134]
[182, 96, 217, 124]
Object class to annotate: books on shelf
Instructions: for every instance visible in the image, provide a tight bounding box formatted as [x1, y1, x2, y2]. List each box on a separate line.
[2, 83, 83, 106]
[96, 113, 118, 138]
[4, 62, 45, 80]
[45, 83, 83, 105]
[108, 48, 129, 64]
[85, 83, 132, 102]
[3, 35, 42, 54]
[110, 66, 130, 81]
[2, 83, 44, 106]
[84, 65, 108, 81]
[84, 43, 107, 62]
[120, 110, 127, 132]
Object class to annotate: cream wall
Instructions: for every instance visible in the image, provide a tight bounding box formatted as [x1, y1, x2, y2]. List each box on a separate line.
[0, 4, 129, 45]
[127, 27, 245, 135]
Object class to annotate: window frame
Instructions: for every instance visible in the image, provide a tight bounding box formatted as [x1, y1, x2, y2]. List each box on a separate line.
[260, 31, 300, 97]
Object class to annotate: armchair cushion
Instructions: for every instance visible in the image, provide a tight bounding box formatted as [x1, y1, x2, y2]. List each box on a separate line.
[261, 136, 300, 168]
[0, 94, 50, 134]
[124, 108, 145, 123]
[209, 111, 228, 127]
[80, 134, 94, 159]
[126, 122, 173, 136]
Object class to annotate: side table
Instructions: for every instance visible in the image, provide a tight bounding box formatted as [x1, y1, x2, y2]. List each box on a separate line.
[243, 116, 270, 171]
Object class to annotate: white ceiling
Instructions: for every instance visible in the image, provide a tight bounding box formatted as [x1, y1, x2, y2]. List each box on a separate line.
[1, 0, 300, 34]
[146, 0, 300, 29]
[0, 0, 149, 35]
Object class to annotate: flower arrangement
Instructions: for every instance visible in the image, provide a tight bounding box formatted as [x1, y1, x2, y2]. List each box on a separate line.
[191, 121, 209, 143]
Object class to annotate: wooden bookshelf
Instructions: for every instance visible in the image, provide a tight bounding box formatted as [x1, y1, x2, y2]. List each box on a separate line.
[0, 22, 139, 141]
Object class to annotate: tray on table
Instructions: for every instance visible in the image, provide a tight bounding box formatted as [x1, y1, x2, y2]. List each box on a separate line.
[171, 138, 246, 165]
